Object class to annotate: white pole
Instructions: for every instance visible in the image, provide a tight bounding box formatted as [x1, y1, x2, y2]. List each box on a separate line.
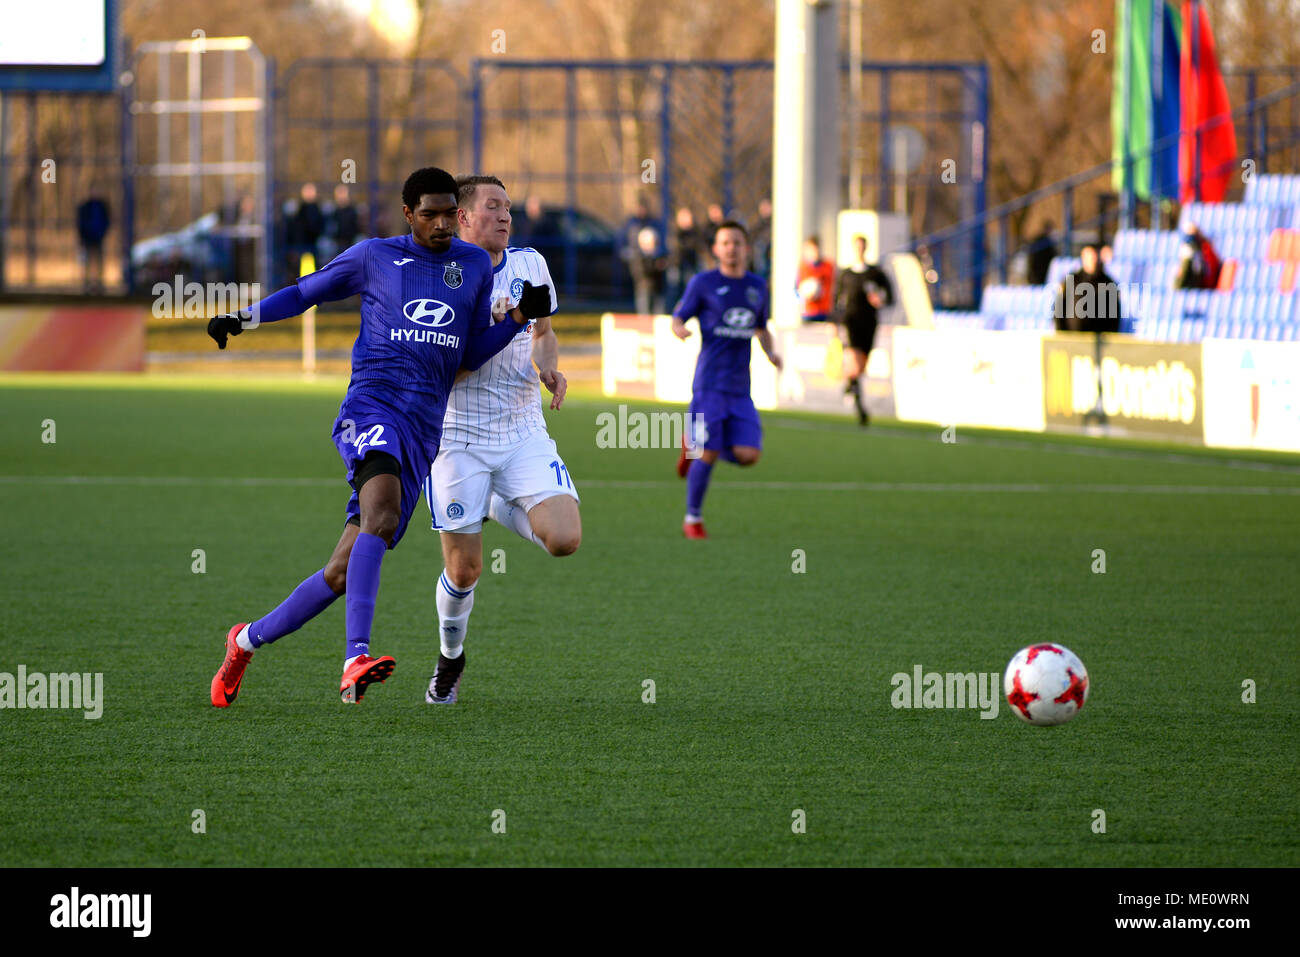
[772, 0, 841, 329]
[849, 0, 863, 209]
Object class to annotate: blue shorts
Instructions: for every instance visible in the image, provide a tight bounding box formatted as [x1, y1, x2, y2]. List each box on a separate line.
[689, 390, 763, 453]
[332, 393, 440, 549]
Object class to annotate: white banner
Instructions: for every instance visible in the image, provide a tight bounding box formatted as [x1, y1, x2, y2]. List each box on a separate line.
[1202, 338, 1300, 453]
[892, 328, 1046, 432]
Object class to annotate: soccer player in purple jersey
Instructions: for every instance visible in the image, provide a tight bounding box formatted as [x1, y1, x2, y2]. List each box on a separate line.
[206, 167, 552, 706]
[670, 220, 782, 539]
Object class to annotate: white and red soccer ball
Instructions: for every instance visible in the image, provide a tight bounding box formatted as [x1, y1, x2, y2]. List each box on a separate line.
[1004, 643, 1089, 726]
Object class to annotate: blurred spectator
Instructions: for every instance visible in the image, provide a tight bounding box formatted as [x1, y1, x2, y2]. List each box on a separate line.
[622, 199, 657, 255]
[668, 206, 700, 305]
[703, 202, 727, 260]
[631, 225, 668, 315]
[914, 242, 939, 285]
[232, 194, 257, 286]
[281, 196, 301, 282]
[1174, 222, 1221, 290]
[833, 234, 894, 426]
[512, 195, 545, 243]
[1054, 244, 1122, 333]
[325, 184, 361, 259]
[622, 199, 660, 297]
[1025, 221, 1058, 286]
[750, 197, 773, 279]
[75, 196, 110, 294]
[796, 235, 835, 323]
[295, 182, 325, 267]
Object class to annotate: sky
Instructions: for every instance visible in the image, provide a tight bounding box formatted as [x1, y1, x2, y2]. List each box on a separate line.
[332, 0, 419, 40]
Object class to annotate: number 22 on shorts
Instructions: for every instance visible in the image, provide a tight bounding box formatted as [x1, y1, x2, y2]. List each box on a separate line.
[354, 425, 388, 456]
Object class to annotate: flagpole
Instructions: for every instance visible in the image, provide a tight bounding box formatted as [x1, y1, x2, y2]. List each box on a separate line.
[1152, 0, 1164, 228]
[1191, 0, 1202, 203]
[1121, 0, 1135, 229]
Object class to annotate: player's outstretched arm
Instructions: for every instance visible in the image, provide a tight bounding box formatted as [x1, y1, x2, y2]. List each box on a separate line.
[461, 280, 552, 371]
[206, 242, 367, 349]
[756, 328, 783, 371]
[205, 285, 312, 349]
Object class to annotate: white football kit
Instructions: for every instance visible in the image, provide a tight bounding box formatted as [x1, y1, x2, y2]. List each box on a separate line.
[426, 245, 579, 533]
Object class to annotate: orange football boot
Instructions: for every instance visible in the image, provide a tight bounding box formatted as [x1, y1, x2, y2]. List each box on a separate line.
[211, 623, 253, 708]
[340, 654, 396, 704]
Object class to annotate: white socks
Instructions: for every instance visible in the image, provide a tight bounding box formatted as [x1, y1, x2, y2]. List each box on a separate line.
[436, 570, 475, 659]
[235, 624, 255, 653]
[488, 493, 547, 551]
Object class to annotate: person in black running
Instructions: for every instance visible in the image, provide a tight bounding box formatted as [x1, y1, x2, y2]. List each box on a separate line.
[832, 234, 893, 426]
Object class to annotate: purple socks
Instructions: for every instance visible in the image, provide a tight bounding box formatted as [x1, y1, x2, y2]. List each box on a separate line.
[344, 532, 387, 660]
[686, 459, 714, 516]
[248, 569, 339, 648]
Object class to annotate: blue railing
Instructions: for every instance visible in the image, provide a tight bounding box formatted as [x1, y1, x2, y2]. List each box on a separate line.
[914, 69, 1300, 310]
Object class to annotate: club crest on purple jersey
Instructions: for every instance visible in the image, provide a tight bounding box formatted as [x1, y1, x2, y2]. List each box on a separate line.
[443, 262, 463, 288]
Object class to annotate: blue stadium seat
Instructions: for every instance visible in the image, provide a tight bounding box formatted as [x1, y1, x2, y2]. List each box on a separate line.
[1282, 295, 1298, 323]
[1207, 292, 1230, 323]
[1242, 177, 1259, 204]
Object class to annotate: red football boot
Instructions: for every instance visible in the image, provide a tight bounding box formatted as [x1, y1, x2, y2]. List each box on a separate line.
[211, 623, 253, 708]
[340, 654, 396, 704]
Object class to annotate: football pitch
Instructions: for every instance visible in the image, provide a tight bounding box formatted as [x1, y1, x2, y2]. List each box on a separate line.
[1, 375, 1297, 867]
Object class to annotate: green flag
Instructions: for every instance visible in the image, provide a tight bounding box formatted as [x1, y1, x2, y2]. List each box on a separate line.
[1113, 0, 1183, 200]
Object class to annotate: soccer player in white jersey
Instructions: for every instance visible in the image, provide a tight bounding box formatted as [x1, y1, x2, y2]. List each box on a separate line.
[422, 175, 581, 703]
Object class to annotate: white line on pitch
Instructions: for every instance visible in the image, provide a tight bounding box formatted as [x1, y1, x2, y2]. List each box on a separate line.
[766, 418, 1300, 475]
[1, 475, 1298, 495]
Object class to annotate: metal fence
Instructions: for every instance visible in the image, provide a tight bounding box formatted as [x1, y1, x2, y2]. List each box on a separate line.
[1, 47, 988, 306]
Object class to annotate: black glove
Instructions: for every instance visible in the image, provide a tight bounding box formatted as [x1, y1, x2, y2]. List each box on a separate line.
[516, 282, 554, 321]
[207, 314, 244, 350]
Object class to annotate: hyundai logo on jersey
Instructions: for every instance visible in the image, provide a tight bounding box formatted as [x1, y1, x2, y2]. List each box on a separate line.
[404, 298, 456, 327]
[722, 307, 755, 328]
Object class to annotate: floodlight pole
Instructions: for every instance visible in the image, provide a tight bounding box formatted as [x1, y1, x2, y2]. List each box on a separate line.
[1120, 0, 1135, 230]
[0, 92, 7, 295]
[848, 0, 863, 210]
[772, 0, 841, 328]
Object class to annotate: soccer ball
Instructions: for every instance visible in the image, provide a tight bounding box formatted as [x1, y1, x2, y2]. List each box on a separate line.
[1004, 643, 1089, 726]
[798, 277, 822, 301]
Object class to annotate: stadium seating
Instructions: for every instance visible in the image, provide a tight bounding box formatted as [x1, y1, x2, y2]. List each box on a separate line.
[935, 174, 1300, 341]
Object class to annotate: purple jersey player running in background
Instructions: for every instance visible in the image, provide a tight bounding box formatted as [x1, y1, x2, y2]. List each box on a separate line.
[671, 220, 782, 539]
[206, 167, 552, 706]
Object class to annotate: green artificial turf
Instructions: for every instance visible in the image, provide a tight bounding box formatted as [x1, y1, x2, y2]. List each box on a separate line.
[1, 375, 1297, 866]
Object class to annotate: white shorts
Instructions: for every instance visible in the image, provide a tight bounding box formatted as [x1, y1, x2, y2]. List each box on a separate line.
[426, 430, 580, 534]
